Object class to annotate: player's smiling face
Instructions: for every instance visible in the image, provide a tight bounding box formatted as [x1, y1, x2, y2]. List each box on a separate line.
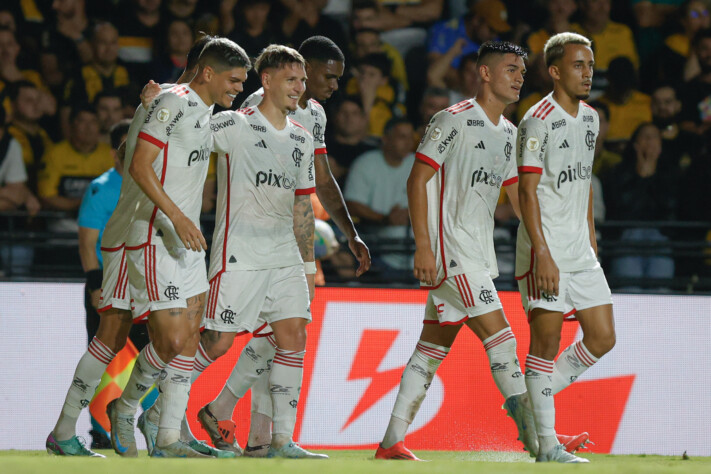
[552, 43, 594, 101]
[488, 53, 526, 105]
[209, 66, 248, 108]
[270, 62, 307, 113]
[306, 59, 344, 102]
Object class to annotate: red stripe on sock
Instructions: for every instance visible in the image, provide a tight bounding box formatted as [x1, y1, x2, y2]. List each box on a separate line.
[416, 343, 447, 360]
[574, 342, 596, 367]
[483, 330, 514, 351]
[87, 344, 113, 365]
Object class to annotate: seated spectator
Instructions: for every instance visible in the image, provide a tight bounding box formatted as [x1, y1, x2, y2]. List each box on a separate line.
[352, 27, 408, 91]
[61, 21, 130, 138]
[93, 91, 124, 146]
[345, 52, 406, 137]
[151, 17, 195, 85]
[38, 105, 113, 232]
[352, 0, 444, 58]
[525, 0, 577, 56]
[599, 56, 652, 147]
[281, 0, 349, 61]
[651, 83, 701, 170]
[344, 118, 415, 274]
[426, 0, 508, 89]
[326, 96, 379, 184]
[115, 0, 162, 84]
[415, 86, 450, 142]
[632, 0, 685, 64]
[603, 123, 678, 287]
[447, 51, 480, 104]
[573, 0, 639, 98]
[7, 80, 54, 193]
[588, 101, 622, 177]
[165, 0, 201, 21]
[680, 27, 711, 134]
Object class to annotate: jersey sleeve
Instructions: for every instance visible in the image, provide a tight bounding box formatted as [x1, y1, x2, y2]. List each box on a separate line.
[1, 139, 28, 184]
[210, 111, 239, 154]
[414, 110, 461, 170]
[516, 116, 548, 174]
[139, 92, 185, 149]
[240, 90, 263, 109]
[314, 108, 327, 156]
[295, 135, 316, 195]
[78, 181, 107, 230]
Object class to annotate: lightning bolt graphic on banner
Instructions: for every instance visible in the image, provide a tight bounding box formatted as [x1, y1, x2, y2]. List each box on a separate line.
[341, 329, 406, 431]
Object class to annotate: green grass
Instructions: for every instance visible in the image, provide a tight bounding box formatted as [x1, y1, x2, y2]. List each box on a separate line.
[2, 450, 709, 474]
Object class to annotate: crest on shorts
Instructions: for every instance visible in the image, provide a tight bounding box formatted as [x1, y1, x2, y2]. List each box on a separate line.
[157, 108, 170, 122]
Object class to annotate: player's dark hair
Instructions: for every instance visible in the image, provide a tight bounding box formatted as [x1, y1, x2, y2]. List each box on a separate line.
[89, 21, 118, 42]
[69, 103, 97, 123]
[198, 37, 251, 73]
[692, 27, 711, 48]
[358, 52, 391, 77]
[623, 122, 659, 163]
[299, 35, 345, 64]
[587, 100, 609, 120]
[476, 41, 527, 69]
[334, 95, 364, 113]
[93, 89, 124, 107]
[254, 44, 305, 75]
[186, 33, 215, 71]
[6, 79, 36, 102]
[109, 119, 131, 150]
[383, 117, 412, 135]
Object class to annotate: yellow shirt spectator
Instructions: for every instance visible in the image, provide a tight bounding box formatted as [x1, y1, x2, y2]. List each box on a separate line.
[573, 21, 639, 70]
[599, 91, 652, 142]
[63, 64, 130, 105]
[38, 141, 114, 199]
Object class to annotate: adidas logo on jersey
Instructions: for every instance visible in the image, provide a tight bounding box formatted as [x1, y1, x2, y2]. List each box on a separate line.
[229, 255, 237, 263]
[449, 260, 458, 268]
[194, 121, 201, 128]
[559, 140, 570, 149]
[255, 140, 267, 148]
[475, 141, 486, 149]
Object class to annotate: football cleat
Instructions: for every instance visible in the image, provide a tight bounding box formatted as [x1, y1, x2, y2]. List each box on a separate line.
[151, 440, 212, 458]
[558, 432, 592, 453]
[536, 444, 590, 463]
[106, 399, 137, 457]
[244, 444, 270, 458]
[267, 441, 328, 459]
[188, 439, 236, 458]
[137, 411, 158, 456]
[46, 433, 105, 457]
[504, 393, 538, 457]
[196, 405, 243, 455]
[374, 441, 423, 461]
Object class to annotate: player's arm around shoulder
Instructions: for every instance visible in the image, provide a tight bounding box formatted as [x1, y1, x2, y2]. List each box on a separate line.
[210, 110, 244, 155]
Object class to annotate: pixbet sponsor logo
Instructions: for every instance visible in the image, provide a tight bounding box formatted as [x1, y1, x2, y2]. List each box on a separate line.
[255, 169, 296, 189]
[556, 162, 592, 189]
[471, 167, 503, 188]
[187, 145, 210, 166]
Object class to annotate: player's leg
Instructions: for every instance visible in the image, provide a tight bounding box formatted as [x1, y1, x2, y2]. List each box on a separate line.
[245, 348, 275, 457]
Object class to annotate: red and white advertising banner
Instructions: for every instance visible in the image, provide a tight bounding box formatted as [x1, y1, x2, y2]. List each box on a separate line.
[1, 284, 709, 455]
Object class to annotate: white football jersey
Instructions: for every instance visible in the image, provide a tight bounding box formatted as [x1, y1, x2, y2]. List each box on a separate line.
[208, 106, 316, 278]
[124, 84, 213, 250]
[515, 93, 599, 275]
[242, 88, 328, 156]
[416, 99, 518, 287]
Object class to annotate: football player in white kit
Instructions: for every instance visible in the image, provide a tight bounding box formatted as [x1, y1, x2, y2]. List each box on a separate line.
[516, 32, 615, 463]
[104, 38, 251, 458]
[46, 36, 220, 458]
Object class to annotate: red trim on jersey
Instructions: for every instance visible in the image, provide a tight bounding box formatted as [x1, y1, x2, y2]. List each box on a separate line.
[502, 176, 518, 187]
[440, 315, 470, 326]
[169, 85, 189, 95]
[421, 164, 447, 290]
[206, 273, 223, 320]
[100, 243, 125, 252]
[138, 132, 166, 149]
[451, 104, 474, 115]
[222, 154, 232, 273]
[289, 118, 309, 133]
[252, 322, 270, 336]
[532, 100, 549, 118]
[540, 103, 556, 120]
[308, 98, 324, 110]
[314, 147, 328, 155]
[295, 187, 315, 195]
[415, 152, 440, 171]
[237, 107, 254, 115]
[134, 309, 150, 323]
[534, 101, 553, 119]
[518, 166, 543, 174]
[113, 251, 127, 298]
[564, 308, 577, 320]
[445, 100, 472, 113]
[462, 274, 476, 306]
[146, 143, 169, 246]
[581, 102, 595, 110]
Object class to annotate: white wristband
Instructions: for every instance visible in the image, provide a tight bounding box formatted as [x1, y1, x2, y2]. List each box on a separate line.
[304, 261, 317, 274]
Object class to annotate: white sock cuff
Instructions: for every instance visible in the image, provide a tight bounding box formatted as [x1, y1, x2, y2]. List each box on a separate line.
[266, 335, 277, 348]
[193, 343, 213, 373]
[273, 347, 305, 368]
[482, 327, 516, 353]
[167, 355, 194, 373]
[415, 340, 449, 361]
[143, 343, 167, 372]
[526, 354, 554, 375]
[574, 341, 598, 367]
[87, 337, 116, 365]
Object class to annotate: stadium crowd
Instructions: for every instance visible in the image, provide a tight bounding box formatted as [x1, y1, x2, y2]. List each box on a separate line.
[0, 0, 710, 288]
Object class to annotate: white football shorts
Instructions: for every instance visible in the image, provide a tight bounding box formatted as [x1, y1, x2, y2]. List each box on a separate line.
[424, 271, 503, 325]
[98, 245, 131, 312]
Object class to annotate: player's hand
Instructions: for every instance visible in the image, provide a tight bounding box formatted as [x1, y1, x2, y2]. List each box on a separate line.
[535, 251, 559, 297]
[172, 213, 207, 251]
[141, 80, 161, 110]
[414, 246, 437, 286]
[348, 235, 371, 277]
[90, 289, 101, 309]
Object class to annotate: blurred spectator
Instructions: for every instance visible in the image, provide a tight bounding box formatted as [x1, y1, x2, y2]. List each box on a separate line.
[525, 0, 577, 56]
[38, 105, 113, 230]
[326, 96, 378, 184]
[166, 0, 200, 20]
[345, 52, 406, 137]
[603, 123, 678, 286]
[115, 0, 162, 84]
[632, 0, 684, 63]
[599, 56, 652, 146]
[352, 0, 444, 58]
[515, 53, 552, 123]
[344, 118, 415, 273]
[447, 51, 480, 103]
[0, 26, 56, 118]
[7, 80, 54, 193]
[415, 86, 450, 141]
[573, 0, 639, 98]
[61, 21, 130, 138]
[651, 83, 700, 170]
[152, 17, 194, 84]
[680, 27, 711, 134]
[588, 100, 622, 177]
[281, 0, 349, 60]
[426, 0, 509, 88]
[352, 28, 408, 91]
[93, 91, 124, 145]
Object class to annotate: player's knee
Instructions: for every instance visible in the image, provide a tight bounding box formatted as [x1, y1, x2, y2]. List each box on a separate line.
[590, 330, 616, 357]
[200, 330, 234, 359]
[156, 334, 189, 360]
[105, 337, 127, 354]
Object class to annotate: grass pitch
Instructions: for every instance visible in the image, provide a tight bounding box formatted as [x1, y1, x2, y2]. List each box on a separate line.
[3, 449, 709, 474]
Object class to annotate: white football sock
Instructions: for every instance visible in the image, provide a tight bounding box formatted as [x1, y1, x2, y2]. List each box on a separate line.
[552, 340, 598, 394]
[269, 346, 304, 447]
[118, 342, 166, 415]
[54, 337, 116, 440]
[383, 340, 449, 449]
[483, 328, 526, 399]
[156, 355, 193, 447]
[525, 354, 557, 454]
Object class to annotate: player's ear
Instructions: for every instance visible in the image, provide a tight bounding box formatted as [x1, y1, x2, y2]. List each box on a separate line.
[261, 71, 270, 90]
[548, 64, 560, 81]
[478, 64, 490, 82]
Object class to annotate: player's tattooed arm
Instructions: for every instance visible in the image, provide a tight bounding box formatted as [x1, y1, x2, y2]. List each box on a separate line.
[293, 194, 315, 263]
[314, 154, 371, 277]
